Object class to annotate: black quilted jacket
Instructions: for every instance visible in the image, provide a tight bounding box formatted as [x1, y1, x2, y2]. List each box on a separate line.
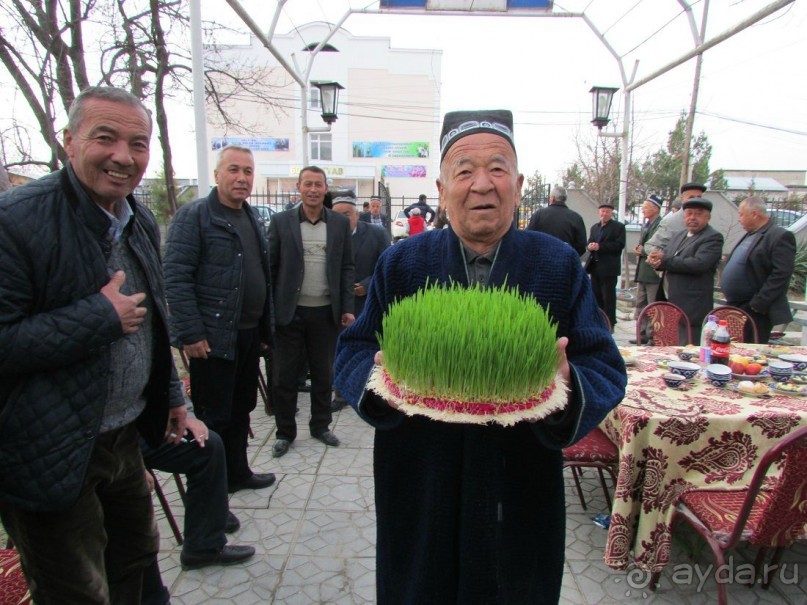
[0, 166, 182, 512]
[163, 189, 273, 359]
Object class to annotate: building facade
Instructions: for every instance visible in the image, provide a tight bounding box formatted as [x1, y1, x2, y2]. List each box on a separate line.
[206, 22, 442, 202]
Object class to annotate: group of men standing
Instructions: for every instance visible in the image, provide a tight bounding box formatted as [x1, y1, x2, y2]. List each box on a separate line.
[529, 179, 796, 345]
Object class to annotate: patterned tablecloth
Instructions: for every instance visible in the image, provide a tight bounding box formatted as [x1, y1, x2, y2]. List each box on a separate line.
[602, 344, 807, 573]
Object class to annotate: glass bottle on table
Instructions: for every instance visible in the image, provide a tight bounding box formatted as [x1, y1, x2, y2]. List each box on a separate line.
[700, 315, 718, 364]
[710, 320, 731, 366]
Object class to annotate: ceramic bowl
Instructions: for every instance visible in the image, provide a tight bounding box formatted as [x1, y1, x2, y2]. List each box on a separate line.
[662, 373, 687, 388]
[778, 354, 807, 372]
[705, 364, 732, 387]
[768, 360, 794, 382]
[668, 360, 700, 380]
[678, 349, 698, 362]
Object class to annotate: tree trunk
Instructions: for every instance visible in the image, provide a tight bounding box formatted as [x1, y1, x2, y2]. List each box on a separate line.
[150, 0, 177, 216]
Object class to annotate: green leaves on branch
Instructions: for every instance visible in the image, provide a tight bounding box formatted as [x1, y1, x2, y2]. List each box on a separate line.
[379, 282, 559, 403]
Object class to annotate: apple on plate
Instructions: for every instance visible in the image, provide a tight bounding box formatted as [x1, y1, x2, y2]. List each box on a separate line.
[730, 361, 747, 375]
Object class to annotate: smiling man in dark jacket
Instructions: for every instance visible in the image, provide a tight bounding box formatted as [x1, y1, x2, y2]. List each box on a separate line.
[0, 86, 186, 604]
[164, 145, 276, 502]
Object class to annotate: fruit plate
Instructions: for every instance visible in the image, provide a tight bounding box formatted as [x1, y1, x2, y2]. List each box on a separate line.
[730, 384, 771, 398]
[769, 381, 807, 396]
[730, 371, 768, 382]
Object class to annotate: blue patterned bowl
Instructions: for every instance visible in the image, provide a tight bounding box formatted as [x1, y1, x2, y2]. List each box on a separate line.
[662, 373, 687, 388]
[668, 361, 700, 380]
[706, 364, 731, 387]
[768, 361, 794, 382]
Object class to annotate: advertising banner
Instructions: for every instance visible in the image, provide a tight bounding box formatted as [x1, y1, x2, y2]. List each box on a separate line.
[212, 137, 290, 152]
[352, 141, 429, 158]
[382, 165, 428, 178]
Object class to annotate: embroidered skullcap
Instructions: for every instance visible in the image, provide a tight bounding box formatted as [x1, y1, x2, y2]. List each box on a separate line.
[439, 110, 515, 160]
[645, 194, 664, 208]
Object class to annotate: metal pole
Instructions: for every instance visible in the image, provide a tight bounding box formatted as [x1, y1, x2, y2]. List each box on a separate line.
[626, 0, 794, 92]
[679, 0, 709, 186]
[189, 0, 209, 194]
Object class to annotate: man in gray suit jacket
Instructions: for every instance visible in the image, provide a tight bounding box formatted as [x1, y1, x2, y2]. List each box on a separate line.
[722, 196, 796, 343]
[648, 197, 724, 344]
[268, 166, 355, 457]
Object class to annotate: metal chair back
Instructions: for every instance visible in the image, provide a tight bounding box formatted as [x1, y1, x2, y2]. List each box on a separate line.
[636, 302, 691, 346]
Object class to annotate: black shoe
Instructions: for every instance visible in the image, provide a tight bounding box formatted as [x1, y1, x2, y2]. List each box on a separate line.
[272, 439, 291, 458]
[224, 511, 240, 534]
[314, 431, 340, 447]
[180, 545, 255, 570]
[629, 338, 649, 345]
[330, 397, 346, 413]
[227, 472, 276, 493]
[297, 382, 311, 393]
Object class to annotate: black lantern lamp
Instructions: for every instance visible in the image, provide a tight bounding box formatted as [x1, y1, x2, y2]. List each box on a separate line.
[311, 80, 344, 125]
[589, 86, 618, 131]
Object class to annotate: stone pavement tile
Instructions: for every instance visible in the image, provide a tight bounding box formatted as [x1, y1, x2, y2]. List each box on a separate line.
[224, 508, 304, 556]
[250, 440, 326, 475]
[291, 510, 376, 558]
[227, 479, 279, 509]
[261, 472, 315, 509]
[565, 513, 610, 560]
[327, 422, 375, 449]
[275, 555, 375, 604]
[169, 555, 285, 605]
[319, 445, 374, 477]
[307, 475, 375, 512]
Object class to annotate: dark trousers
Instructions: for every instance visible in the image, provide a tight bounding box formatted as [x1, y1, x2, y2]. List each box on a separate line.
[0, 424, 158, 605]
[273, 305, 338, 441]
[590, 273, 618, 330]
[140, 431, 228, 553]
[730, 301, 774, 344]
[189, 327, 260, 486]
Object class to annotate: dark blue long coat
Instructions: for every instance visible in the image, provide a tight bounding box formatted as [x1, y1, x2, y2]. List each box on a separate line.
[334, 225, 626, 604]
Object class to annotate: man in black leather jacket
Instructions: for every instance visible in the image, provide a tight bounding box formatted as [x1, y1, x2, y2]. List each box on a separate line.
[163, 145, 276, 496]
[0, 87, 186, 604]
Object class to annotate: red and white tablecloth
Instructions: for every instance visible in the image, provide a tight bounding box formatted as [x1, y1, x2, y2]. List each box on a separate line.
[602, 345, 807, 573]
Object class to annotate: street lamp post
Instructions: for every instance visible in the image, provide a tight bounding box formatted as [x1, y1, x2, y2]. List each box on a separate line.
[301, 80, 344, 166]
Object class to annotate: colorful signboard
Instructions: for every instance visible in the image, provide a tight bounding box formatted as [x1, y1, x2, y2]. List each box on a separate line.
[212, 137, 290, 152]
[382, 165, 428, 178]
[352, 141, 429, 158]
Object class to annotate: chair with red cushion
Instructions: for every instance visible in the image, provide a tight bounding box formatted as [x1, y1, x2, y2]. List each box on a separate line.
[563, 428, 619, 510]
[636, 301, 691, 346]
[649, 424, 807, 604]
[708, 305, 759, 343]
[0, 548, 32, 605]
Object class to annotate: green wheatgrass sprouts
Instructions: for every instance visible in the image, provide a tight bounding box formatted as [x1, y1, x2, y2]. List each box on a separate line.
[379, 282, 559, 403]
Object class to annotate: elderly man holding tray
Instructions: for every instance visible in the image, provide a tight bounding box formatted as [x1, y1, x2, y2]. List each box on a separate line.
[334, 109, 626, 605]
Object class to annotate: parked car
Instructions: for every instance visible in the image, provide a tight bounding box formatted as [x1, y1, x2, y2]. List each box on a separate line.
[391, 210, 409, 241]
[768, 208, 804, 228]
[253, 205, 276, 234]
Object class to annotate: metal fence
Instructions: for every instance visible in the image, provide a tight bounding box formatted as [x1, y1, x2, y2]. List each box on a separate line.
[138, 187, 807, 230]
